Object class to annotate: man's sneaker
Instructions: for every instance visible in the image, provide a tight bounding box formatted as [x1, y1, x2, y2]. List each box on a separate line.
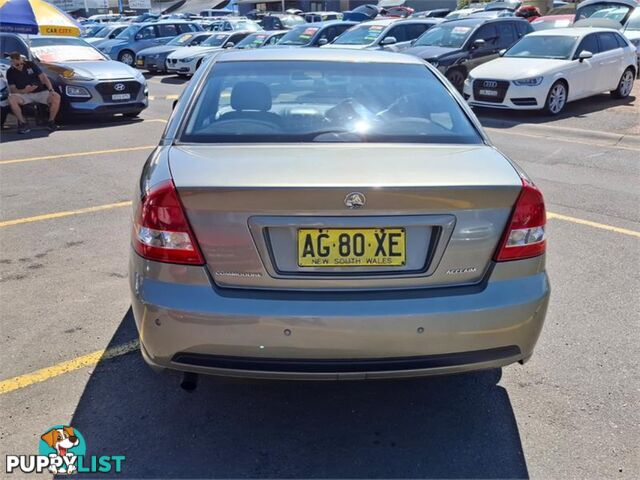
[17, 122, 30, 134]
[46, 121, 58, 132]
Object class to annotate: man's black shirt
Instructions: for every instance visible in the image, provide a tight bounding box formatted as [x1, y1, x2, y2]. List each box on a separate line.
[7, 61, 46, 92]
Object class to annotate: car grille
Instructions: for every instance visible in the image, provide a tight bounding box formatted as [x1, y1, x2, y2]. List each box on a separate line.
[473, 79, 509, 103]
[511, 97, 538, 106]
[95, 80, 141, 103]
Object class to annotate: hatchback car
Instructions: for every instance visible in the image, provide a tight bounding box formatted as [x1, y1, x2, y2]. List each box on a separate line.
[97, 21, 202, 66]
[404, 17, 532, 91]
[129, 48, 550, 383]
[463, 27, 636, 114]
[83, 23, 128, 45]
[0, 34, 148, 117]
[325, 19, 443, 51]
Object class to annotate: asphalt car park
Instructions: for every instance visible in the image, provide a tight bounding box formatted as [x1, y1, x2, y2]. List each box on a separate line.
[1, 66, 639, 480]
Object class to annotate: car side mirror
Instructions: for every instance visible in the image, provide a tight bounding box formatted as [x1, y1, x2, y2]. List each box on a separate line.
[317, 37, 328, 46]
[578, 50, 593, 62]
[472, 39, 486, 50]
[224, 42, 235, 48]
[134, 33, 142, 41]
[498, 48, 507, 57]
[380, 36, 397, 46]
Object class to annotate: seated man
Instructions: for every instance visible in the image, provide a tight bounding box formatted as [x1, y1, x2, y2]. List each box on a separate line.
[6, 52, 61, 134]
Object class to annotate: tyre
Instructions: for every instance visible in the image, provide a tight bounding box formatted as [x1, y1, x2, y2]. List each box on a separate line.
[445, 69, 465, 93]
[118, 50, 135, 66]
[543, 81, 567, 116]
[611, 68, 634, 99]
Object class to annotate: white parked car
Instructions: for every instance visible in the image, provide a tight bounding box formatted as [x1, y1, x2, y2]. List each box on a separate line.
[463, 28, 637, 114]
[165, 31, 250, 76]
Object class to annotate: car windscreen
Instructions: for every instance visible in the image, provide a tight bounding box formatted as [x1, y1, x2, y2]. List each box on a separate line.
[505, 34, 577, 59]
[576, 2, 632, 23]
[413, 24, 474, 48]
[278, 26, 319, 45]
[94, 25, 120, 38]
[235, 33, 269, 49]
[202, 33, 229, 47]
[180, 60, 482, 144]
[116, 25, 138, 39]
[84, 25, 105, 37]
[332, 24, 387, 45]
[168, 33, 198, 45]
[30, 37, 106, 62]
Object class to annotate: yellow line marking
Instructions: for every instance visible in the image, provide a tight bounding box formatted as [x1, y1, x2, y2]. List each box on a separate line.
[0, 201, 132, 228]
[147, 118, 168, 123]
[487, 128, 640, 152]
[0, 146, 155, 165]
[148, 94, 179, 101]
[0, 340, 139, 395]
[548, 212, 640, 238]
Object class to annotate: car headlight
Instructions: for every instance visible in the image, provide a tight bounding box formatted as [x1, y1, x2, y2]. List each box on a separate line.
[101, 46, 112, 54]
[513, 76, 543, 86]
[181, 57, 195, 63]
[65, 85, 92, 98]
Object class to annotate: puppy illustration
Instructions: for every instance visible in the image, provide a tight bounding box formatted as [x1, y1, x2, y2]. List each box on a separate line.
[41, 426, 79, 474]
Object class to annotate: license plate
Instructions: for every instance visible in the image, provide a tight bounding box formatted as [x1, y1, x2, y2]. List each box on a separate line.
[136, 59, 144, 66]
[111, 93, 130, 101]
[479, 89, 498, 97]
[297, 228, 406, 267]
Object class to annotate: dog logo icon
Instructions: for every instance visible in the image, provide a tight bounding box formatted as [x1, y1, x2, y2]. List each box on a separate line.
[39, 426, 85, 475]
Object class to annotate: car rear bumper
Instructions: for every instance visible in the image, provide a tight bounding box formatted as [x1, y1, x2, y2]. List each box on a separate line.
[130, 253, 549, 380]
[136, 56, 168, 72]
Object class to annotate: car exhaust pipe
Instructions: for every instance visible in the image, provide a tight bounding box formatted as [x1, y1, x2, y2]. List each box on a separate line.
[180, 372, 198, 392]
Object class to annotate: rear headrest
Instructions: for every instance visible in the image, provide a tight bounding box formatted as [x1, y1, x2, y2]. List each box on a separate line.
[230, 81, 272, 111]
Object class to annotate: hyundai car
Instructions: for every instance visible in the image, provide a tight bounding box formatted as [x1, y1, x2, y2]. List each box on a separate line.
[0, 33, 148, 118]
[129, 48, 550, 382]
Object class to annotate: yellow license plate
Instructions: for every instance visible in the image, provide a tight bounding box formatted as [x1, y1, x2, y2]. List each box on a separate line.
[136, 59, 144, 65]
[297, 228, 405, 267]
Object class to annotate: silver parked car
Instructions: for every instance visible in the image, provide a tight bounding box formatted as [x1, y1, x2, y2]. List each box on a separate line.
[0, 34, 148, 118]
[130, 49, 550, 384]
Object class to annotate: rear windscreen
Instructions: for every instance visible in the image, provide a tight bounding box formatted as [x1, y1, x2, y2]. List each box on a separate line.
[180, 61, 482, 144]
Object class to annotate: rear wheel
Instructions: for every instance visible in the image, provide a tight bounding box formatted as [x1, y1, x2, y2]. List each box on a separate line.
[445, 69, 465, 93]
[543, 81, 567, 116]
[611, 68, 634, 99]
[118, 50, 135, 66]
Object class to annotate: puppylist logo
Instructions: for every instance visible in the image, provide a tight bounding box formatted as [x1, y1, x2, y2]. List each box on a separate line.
[5, 425, 125, 475]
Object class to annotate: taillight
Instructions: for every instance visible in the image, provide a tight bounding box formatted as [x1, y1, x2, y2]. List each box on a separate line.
[495, 177, 546, 262]
[132, 180, 204, 265]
